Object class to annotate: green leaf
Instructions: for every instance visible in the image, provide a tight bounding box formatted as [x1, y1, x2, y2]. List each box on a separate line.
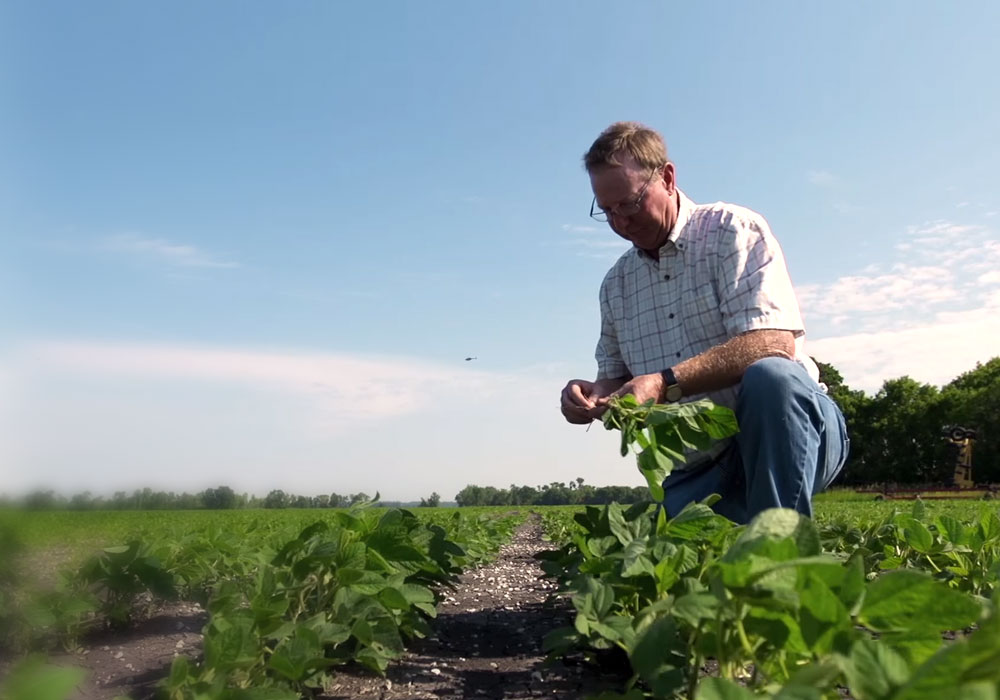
[936, 515, 967, 546]
[696, 677, 757, 700]
[607, 503, 633, 545]
[0, 657, 87, 700]
[204, 614, 259, 671]
[878, 631, 946, 669]
[858, 570, 982, 632]
[541, 626, 579, 654]
[670, 592, 719, 628]
[903, 520, 934, 554]
[378, 586, 410, 611]
[629, 615, 686, 698]
[268, 625, 323, 682]
[799, 572, 849, 654]
[842, 638, 911, 700]
[230, 689, 302, 700]
[621, 539, 655, 578]
[722, 508, 820, 564]
[665, 503, 725, 540]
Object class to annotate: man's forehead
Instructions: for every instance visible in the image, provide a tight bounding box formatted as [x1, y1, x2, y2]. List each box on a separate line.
[590, 162, 646, 194]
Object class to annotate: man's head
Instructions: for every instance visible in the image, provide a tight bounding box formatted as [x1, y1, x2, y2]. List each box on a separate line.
[584, 122, 678, 254]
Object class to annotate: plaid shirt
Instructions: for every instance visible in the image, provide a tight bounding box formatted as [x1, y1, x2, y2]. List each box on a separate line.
[596, 190, 819, 468]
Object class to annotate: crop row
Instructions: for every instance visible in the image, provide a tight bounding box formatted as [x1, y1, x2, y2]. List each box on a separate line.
[0, 505, 524, 699]
[535, 499, 1000, 699]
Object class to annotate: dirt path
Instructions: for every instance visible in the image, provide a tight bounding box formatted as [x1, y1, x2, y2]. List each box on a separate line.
[48, 517, 625, 699]
[319, 517, 624, 699]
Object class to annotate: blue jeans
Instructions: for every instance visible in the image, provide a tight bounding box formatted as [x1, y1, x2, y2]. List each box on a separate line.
[662, 357, 849, 523]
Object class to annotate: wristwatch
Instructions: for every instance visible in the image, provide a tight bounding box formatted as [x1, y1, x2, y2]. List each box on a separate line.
[660, 367, 683, 403]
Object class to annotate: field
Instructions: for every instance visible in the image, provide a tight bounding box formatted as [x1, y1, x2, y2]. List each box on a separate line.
[3, 492, 1000, 699]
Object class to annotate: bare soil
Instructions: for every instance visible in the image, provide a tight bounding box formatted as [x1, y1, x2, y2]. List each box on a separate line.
[32, 518, 628, 699]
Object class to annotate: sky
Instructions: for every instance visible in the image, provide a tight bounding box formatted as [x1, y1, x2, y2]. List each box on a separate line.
[2, 1, 999, 501]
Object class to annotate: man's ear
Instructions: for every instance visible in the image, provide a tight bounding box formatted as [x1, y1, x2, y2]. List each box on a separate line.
[661, 162, 677, 194]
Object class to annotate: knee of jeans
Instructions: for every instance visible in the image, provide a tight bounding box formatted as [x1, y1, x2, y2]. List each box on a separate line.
[741, 357, 800, 399]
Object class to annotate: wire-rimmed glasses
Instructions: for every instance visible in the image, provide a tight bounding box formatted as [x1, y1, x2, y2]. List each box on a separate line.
[589, 166, 662, 222]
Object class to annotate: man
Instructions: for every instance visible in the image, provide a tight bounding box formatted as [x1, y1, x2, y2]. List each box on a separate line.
[560, 122, 848, 523]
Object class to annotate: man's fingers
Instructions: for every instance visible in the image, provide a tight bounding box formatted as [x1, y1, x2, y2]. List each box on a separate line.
[564, 382, 594, 409]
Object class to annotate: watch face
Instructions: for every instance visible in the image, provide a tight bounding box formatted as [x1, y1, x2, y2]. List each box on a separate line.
[666, 384, 683, 402]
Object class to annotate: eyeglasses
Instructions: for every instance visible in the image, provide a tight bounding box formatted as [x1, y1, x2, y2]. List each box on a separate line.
[589, 167, 662, 222]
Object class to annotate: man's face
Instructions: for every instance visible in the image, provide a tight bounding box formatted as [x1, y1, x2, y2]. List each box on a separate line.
[589, 154, 677, 253]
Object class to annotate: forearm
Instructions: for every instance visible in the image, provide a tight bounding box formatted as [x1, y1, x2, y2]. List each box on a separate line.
[672, 329, 794, 396]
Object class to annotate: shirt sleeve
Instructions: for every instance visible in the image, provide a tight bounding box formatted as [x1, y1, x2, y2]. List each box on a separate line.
[595, 277, 629, 380]
[715, 210, 806, 338]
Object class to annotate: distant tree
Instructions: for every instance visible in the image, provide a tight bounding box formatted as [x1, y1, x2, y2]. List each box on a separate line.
[857, 377, 946, 485]
[69, 491, 96, 510]
[348, 492, 370, 506]
[419, 492, 441, 507]
[939, 357, 1000, 483]
[201, 485, 237, 510]
[24, 490, 60, 510]
[455, 485, 482, 507]
[263, 489, 289, 509]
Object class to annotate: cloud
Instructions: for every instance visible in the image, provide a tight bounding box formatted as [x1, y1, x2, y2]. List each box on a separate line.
[808, 306, 1000, 393]
[561, 224, 601, 233]
[24, 341, 515, 429]
[103, 234, 240, 269]
[801, 218, 1000, 391]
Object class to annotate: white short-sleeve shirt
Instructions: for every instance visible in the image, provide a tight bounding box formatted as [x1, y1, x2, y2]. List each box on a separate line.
[595, 190, 819, 467]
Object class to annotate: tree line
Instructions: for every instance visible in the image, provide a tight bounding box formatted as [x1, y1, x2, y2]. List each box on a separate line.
[6, 487, 385, 511]
[454, 480, 649, 506]
[817, 356, 999, 486]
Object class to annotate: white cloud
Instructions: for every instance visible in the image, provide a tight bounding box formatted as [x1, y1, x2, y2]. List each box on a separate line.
[808, 306, 1000, 393]
[802, 217, 1000, 391]
[104, 234, 240, 269]
[562, 223, 601, 233]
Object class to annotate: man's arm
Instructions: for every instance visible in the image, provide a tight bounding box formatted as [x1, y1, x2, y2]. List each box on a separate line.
[595, 328, 794, 408]
[673, 328, 794, 394]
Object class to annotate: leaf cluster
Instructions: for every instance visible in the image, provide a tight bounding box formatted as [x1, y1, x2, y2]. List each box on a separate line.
[602, 396, 739, 503]
[538, 502, 1000, 699]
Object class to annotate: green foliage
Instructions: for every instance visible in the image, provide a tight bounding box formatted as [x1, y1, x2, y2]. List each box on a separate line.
[814, 356, 1000, 487]
[538, 503, 1000, 698]
[0, 656, 87, 700]
[455, 481, 649, 506]
[601, 395, 739, 503]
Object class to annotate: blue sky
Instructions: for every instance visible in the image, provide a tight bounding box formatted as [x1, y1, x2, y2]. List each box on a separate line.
[3, 2, 999, 500]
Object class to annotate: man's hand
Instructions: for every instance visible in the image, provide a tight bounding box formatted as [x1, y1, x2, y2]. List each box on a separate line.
[560, 377, 628, 424]
[595, 372, 665, 408]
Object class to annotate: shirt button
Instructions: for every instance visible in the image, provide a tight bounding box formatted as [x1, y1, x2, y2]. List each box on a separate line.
[663, 274, 671, 280]
[676, 352, 681, 357]
[668, 313, 674, 319]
